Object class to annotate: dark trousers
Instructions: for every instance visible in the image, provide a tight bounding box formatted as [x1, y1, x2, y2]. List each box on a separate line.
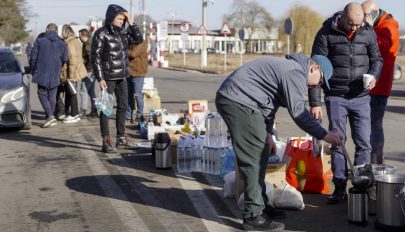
[216, 94, 269, 219]
[37, 85, 57, 119]
[370, 95, 388, 164]
[100, 79, 128, 138]
[325, 95, 371, 183]
[64, 81, 79, 116]
[54, 85, 65, 116]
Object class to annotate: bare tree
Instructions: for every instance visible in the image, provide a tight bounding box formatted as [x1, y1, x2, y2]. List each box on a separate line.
[224, 0, 274, 52]
[278, 4, 324, 55]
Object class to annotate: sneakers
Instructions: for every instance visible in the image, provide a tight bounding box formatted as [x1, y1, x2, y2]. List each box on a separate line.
[116, 135, 138, 149]
[327, 181, 347, 205]
[79, 110, 87, 119]
[264, 205, 286, 219]
[242, 213, 285, 231]
[42, 116, 57, 128]
[63, 115, 80, 124]
[102, 136, 117, 153]
[87, 110, 98, 118]
[56, 114, 66, 121]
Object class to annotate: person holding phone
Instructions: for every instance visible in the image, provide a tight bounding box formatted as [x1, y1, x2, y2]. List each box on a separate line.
[92, 4, 143, 152]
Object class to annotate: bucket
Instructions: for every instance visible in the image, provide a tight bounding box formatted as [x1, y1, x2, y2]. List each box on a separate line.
[348, 187, 368, 225]
[375, 174, 405, 231]
[154, 132, 171, 169]
[355, 164, 397, 216]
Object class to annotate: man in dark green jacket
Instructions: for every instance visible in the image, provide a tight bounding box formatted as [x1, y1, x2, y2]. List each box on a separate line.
[216, 54, 342, 231]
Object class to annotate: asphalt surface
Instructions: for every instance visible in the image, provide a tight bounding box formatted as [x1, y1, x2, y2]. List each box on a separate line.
[0, 63, 404, 232]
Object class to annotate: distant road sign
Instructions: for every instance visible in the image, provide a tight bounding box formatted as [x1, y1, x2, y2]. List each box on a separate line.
[196, 24, 208, 35]
[159, 20, 168, 39]
[220, 23, 231, 35]
[238, 28, 245, 40]
[180, 22, 191, 32]
[284, 18, 293, 35]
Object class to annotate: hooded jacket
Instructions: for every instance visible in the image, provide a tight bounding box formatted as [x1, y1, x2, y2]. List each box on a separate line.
[217, 54, 327, 140]
[30, 31, 68, 88]
[370, 11, 400, 96]
[61, 35, 87, 82]
[92, 4, 143, 82]
[309, 12, 383, 106]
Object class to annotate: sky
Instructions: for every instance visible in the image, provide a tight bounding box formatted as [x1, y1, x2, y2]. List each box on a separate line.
[26, 0, 404, 35]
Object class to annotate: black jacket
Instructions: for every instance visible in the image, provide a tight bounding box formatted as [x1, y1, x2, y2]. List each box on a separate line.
[309, 12, 383, 106]
[92, 4, 143, 81]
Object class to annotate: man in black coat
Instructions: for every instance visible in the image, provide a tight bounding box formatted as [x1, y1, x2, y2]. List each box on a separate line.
[92, 4, 143, 153]
[30, 23, 68, 128]
[310, 3, 383, 204]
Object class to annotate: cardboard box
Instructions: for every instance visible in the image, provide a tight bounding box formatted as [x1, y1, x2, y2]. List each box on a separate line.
[143, 95, 161, 113]
[188, 100, 208, 131]
[143, 77, 154, 90]
[265, 163, 287, 188]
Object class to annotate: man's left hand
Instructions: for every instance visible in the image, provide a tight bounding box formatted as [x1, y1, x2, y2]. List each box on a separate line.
[266, 133, 277, 156]
[368, 77, 376, 90]
[123, 12, 133, 25]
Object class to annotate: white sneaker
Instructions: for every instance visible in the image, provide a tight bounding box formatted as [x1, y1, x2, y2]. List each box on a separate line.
[63, 115, 80, 123]
[56, 114, 66, 120]
[43, 117, 57, 128]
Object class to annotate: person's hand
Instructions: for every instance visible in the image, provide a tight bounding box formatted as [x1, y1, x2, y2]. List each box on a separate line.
[100, 80, 107, 90]
[368, 77, 376, 90]
[266, 133, 277, 156]
[122, 12, 133, 25]
[310, 106, 323, 120]
[323, 131, 342, 146]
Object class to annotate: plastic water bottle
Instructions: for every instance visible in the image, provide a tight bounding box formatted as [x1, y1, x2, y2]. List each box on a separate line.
[184, 136, 194, 172]
[201, 146, 207, 173]
[177, 136, 186, 173]
[193, 135, 205, 172]
[222, 147, 235, 177]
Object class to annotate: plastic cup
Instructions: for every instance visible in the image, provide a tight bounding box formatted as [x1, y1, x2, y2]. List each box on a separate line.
[363, 74, 374, 88]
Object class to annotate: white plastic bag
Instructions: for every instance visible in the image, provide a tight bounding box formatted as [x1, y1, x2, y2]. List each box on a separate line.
[238, 181, 275, 210]
[95, 89, 114, 117]
[268, 182, 305, 210]
[223, 171, 235, 198]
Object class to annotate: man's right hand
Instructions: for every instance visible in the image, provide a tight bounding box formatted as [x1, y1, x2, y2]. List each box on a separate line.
[310, 106, 323, 120]
[323, 131, 342, 146]
[100, 80, 107, 90]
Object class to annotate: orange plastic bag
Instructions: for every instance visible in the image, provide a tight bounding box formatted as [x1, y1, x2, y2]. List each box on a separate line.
[285, 138, 330, 194]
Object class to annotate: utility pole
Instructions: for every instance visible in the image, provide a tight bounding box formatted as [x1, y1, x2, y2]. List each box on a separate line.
[141, 0, 146, 39]
[130, 0, 133, 19]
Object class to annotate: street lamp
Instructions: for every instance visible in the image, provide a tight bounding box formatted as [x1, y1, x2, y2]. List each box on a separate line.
[201, 0, 214, 69]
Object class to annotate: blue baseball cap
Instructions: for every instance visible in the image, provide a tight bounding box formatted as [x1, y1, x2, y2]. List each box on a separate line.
[311, 55, 333, 89]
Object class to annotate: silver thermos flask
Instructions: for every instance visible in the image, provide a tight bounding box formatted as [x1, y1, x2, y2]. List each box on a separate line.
[348, 187, 368, 225]
[154, 132, 172, 169]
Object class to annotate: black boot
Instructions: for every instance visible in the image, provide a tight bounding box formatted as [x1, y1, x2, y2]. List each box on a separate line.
[327, 181, 347, 205]
[243, 213, 284, 231]
[102, 136, 116, 153]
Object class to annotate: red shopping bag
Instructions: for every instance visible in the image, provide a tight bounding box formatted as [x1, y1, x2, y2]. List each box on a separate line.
[285, 138, 330, 194]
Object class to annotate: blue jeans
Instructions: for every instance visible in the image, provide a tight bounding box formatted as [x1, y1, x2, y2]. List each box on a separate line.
[80, 73, 96, 112]
[126, 76, 144, 120]
[370, 95, 388, 164]
[37, 85, 57, 119]
[325, 95, 371, 183]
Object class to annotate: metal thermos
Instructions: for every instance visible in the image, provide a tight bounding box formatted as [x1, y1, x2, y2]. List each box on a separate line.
[154, 132, 171, 169]
[348, 187, 368, 224]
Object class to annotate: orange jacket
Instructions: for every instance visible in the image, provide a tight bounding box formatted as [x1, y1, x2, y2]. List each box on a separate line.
[370, 12, 400, 96]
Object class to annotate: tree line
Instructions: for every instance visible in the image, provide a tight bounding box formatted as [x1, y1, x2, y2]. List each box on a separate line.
[0, 0, 28, 46]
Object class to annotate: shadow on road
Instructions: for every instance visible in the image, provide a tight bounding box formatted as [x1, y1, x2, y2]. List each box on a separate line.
[0, 131, 100, 151]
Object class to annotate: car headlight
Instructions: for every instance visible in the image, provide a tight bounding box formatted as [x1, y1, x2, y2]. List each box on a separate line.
[1, 87, 25, 103]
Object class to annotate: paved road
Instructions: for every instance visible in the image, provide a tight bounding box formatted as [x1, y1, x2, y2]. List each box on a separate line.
[0, 66, 404, 232]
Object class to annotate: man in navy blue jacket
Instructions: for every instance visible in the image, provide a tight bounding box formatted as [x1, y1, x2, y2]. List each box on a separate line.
[30, 23, 68, 128]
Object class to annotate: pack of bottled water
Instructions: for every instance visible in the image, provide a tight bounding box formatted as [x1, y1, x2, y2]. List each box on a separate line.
[205, 112, 228, 148]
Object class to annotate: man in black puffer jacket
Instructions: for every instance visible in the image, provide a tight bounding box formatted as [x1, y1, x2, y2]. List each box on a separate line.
[309, 3, 382, 204]
[92, 4, 143, 153]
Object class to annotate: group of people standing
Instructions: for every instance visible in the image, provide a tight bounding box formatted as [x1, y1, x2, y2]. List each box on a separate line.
[29, 4, 146, 152]
[217, 0, 399, 231]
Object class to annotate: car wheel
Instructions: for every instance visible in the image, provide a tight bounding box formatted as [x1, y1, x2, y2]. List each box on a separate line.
[394, 65, 402, 80]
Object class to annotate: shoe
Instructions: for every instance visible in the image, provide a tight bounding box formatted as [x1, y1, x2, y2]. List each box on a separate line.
[102, 136, 117, 153]
[264, 205, 286, 219]
[327, 181, 347, 205]
[242, 214, 285, 231]
[116, 135, 138, 149]
[79, 110, 87, 119]
[43, 116, 57, 128]
[56, 114, 66, 121]
[87, 110, 98, 118]
[63, 115, 81, 123]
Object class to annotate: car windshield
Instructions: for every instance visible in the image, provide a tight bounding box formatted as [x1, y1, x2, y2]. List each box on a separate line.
[0, 52, 20, 74]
